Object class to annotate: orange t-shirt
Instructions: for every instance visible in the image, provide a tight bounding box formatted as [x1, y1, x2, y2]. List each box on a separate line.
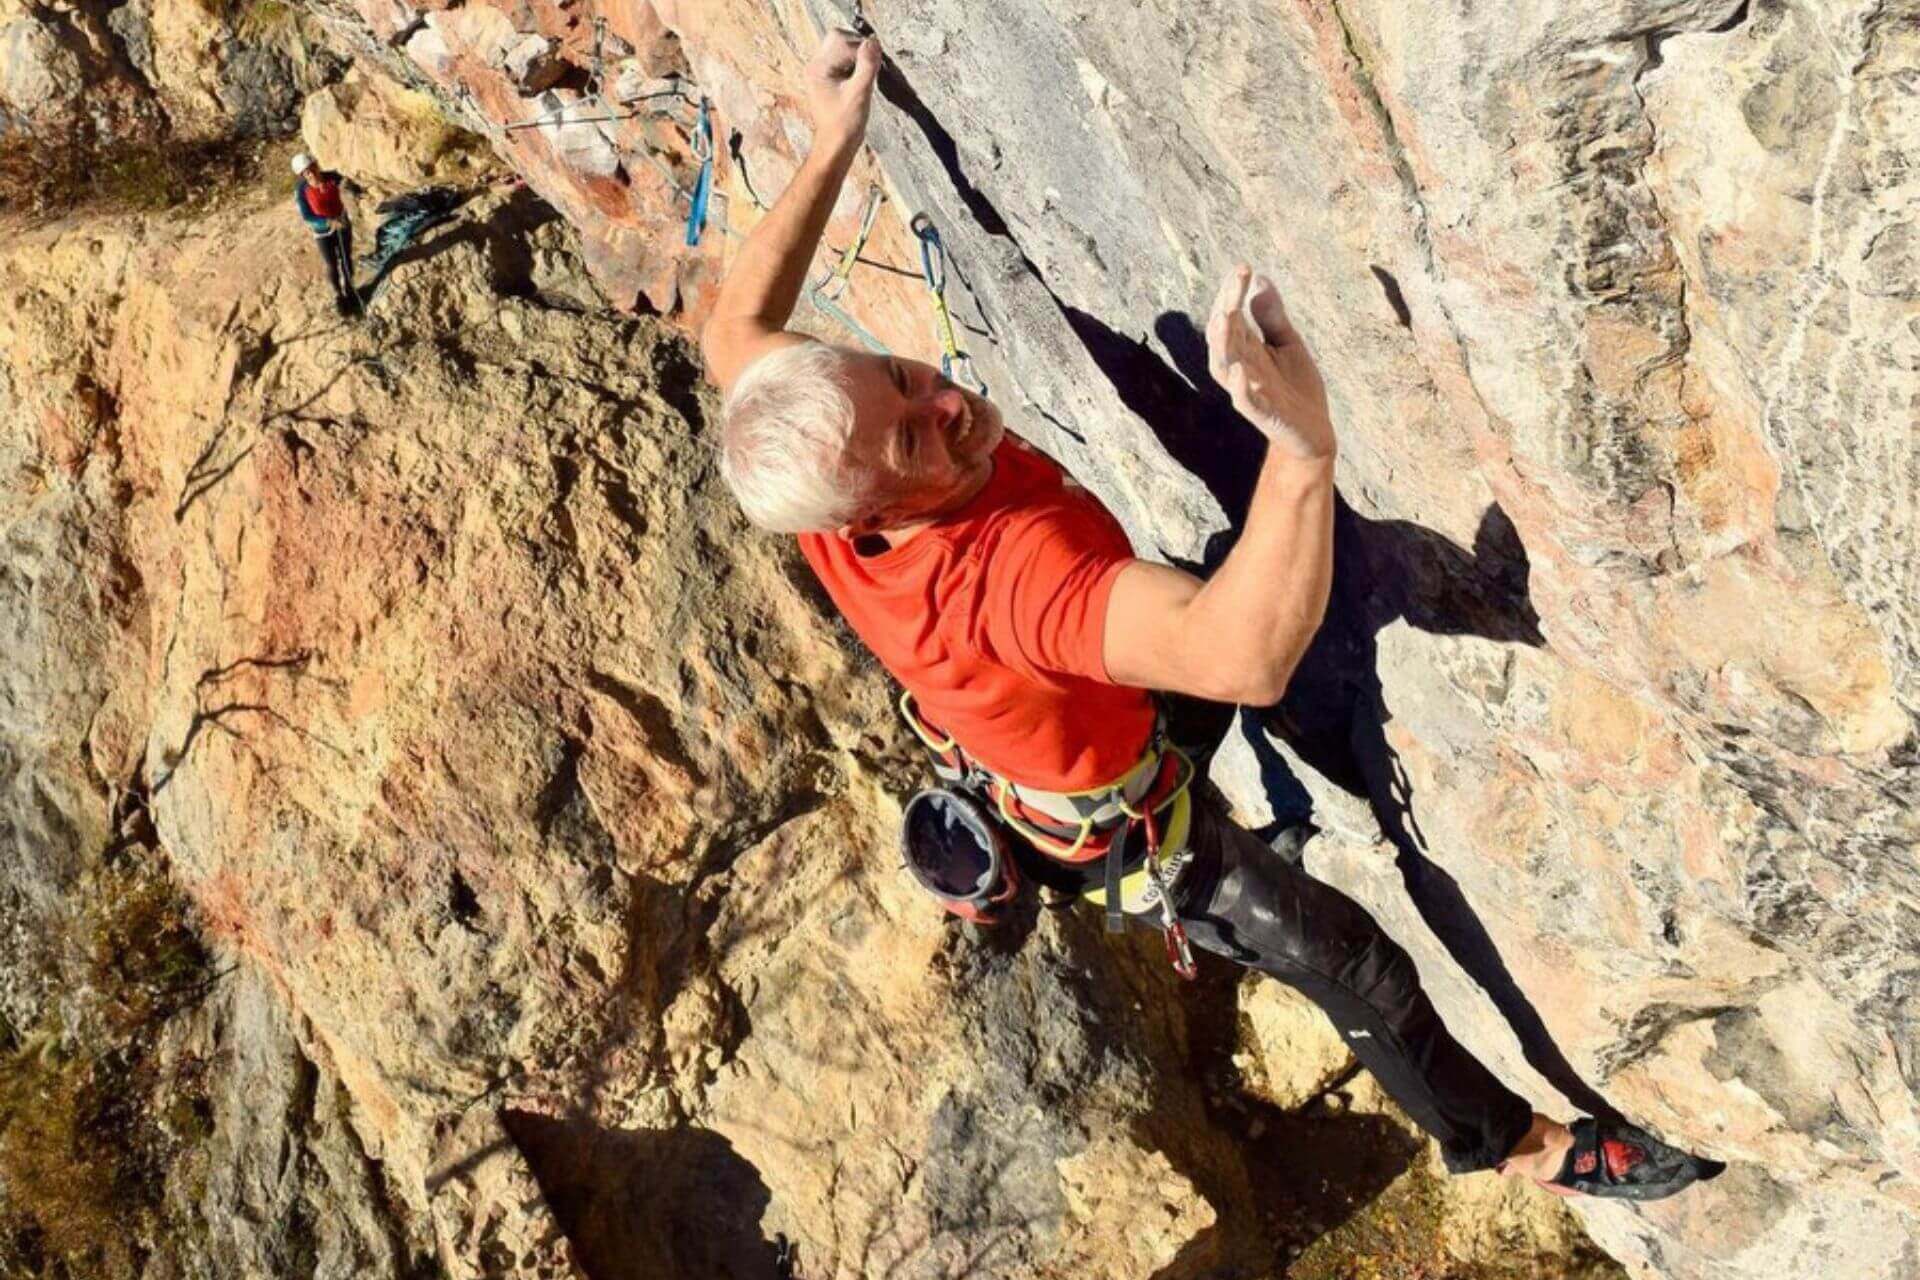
[800, 438, 1155, 792]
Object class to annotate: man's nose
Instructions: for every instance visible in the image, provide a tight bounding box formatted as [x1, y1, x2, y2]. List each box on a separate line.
[914, 388, 965, 429]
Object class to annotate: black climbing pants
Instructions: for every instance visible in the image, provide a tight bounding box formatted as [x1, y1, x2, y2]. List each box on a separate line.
[314, 224, 356, 302]
[1159, 797, 1535, 1173]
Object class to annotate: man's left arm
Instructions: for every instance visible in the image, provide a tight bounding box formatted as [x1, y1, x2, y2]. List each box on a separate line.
[701, 31, 881, 395]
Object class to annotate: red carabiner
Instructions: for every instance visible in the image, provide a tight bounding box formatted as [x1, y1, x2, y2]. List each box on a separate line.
[1165, 919, 1199, 981]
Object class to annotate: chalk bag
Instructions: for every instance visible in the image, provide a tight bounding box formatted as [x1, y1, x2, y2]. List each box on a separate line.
[900, 788, 1020, 925]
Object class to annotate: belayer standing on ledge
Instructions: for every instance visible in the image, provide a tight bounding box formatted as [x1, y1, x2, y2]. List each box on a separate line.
[292, 152, 360, 316]
[700, 28, 1723, 1201]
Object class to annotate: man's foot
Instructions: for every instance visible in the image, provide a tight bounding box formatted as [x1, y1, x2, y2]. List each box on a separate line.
[335, 293, 358, 317]
[1545, 1117, 1724, 1201]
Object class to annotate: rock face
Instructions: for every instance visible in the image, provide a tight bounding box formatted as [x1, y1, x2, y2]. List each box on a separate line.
[257, 0, 1917, 1273]
[0, 0, 334, 146]
[4, 0, 1917, 1276]
[2, 167, 1622, 1276]
[299, 63, 477, 188]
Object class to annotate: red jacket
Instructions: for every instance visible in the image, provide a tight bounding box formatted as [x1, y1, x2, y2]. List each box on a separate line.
[295, 175, 346, 233]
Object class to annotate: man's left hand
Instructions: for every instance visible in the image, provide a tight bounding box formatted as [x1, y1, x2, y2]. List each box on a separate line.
[806, 30, 882, 151]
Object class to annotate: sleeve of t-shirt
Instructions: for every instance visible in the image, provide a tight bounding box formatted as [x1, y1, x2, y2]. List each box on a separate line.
[981, 501, 1135, 685]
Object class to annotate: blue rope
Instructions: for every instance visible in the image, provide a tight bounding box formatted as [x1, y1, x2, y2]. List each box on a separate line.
[685, 97, 714, 246]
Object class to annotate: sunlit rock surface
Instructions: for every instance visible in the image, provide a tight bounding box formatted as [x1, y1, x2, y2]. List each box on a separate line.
[3, 0, 1917, 1275]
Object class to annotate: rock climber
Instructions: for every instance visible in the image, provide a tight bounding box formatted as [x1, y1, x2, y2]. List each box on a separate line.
[700, 28, 1722, 1201]
[292, 152, 360, 316]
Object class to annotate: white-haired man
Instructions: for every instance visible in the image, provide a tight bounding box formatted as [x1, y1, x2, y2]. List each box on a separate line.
[700, 28, 1719, 1201]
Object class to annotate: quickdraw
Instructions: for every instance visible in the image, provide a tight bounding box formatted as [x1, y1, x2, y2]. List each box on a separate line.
[498, 28, 736, 244]
[684, 96, 715, 246]
[502, 13, 698, 133]
[1124, 784, 1199, 980]
[807, 184, 890, 353]
[910, 213, 987, 395]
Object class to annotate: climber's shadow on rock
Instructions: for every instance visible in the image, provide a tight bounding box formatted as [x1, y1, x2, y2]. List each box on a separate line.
[503, 1111, 789, 1280]
[1066, 305, 1618, 1124]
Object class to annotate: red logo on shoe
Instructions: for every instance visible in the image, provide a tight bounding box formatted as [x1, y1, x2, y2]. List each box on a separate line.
[1603, 1140, 1646, 1179]
[1573, 1151, 1599, 1176]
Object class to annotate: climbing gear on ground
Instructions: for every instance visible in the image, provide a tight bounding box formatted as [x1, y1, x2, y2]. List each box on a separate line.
[899, 788, 1021, 925]
[1541, 1117, 1725, 1201]
[807, 184, 890, 353]
[685, 96, 715, 246]
[354, 186, 465, 314]
[910, 214, 987, 395]
[899, 691, 1198, 975]
[363, 187, 463, 272]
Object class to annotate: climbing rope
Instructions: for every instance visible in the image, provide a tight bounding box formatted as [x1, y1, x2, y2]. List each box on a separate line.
[807, 184, 890, 352]
[503, 17, 616, 132]
[685, 96, 715, 245]
[911, 213, 986, 395]
[494, 28, 738, 246]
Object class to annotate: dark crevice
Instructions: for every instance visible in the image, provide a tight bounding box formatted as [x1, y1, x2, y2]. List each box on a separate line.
[1369, 265, 1413, 330]
[448, 868, 482, 930]
[1643, 28, 1671, 71]
[876, 60, 1009, 238]
[533, 736, 586, 835]
[1711, 0, 1752, 34]
[1031, 403, 1085, 445]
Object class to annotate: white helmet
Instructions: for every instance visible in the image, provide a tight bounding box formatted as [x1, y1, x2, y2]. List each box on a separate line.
[290, 152, 315, 176]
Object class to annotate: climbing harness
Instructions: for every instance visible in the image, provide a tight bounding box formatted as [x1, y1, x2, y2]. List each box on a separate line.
[806, 184, 890, 353]
[911, 214, 987, 395]
[899, 788, 1021, 925]
[685, 96, 715, 246]
[897, 692, 1199, 978]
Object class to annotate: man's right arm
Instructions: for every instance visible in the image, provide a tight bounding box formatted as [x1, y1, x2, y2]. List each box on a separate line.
[1101, 267, 1339, 706]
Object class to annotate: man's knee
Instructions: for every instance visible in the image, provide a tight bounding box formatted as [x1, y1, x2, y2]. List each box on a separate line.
[1224, 842, 1422, 1001]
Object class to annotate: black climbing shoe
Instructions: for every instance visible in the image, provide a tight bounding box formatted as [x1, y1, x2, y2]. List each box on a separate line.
[1550, 1117, 1724, 1201]
[335, 293, 358, 317]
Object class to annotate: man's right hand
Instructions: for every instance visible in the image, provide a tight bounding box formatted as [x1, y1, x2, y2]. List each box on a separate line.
[806, 30, 882, 152]
[1207, 265, 1336, 461]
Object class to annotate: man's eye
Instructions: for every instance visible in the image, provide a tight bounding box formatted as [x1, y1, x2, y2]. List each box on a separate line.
[890, 361, 909, 395]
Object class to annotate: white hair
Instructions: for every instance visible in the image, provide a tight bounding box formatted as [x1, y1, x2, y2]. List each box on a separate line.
[720, 342, 877, 533]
